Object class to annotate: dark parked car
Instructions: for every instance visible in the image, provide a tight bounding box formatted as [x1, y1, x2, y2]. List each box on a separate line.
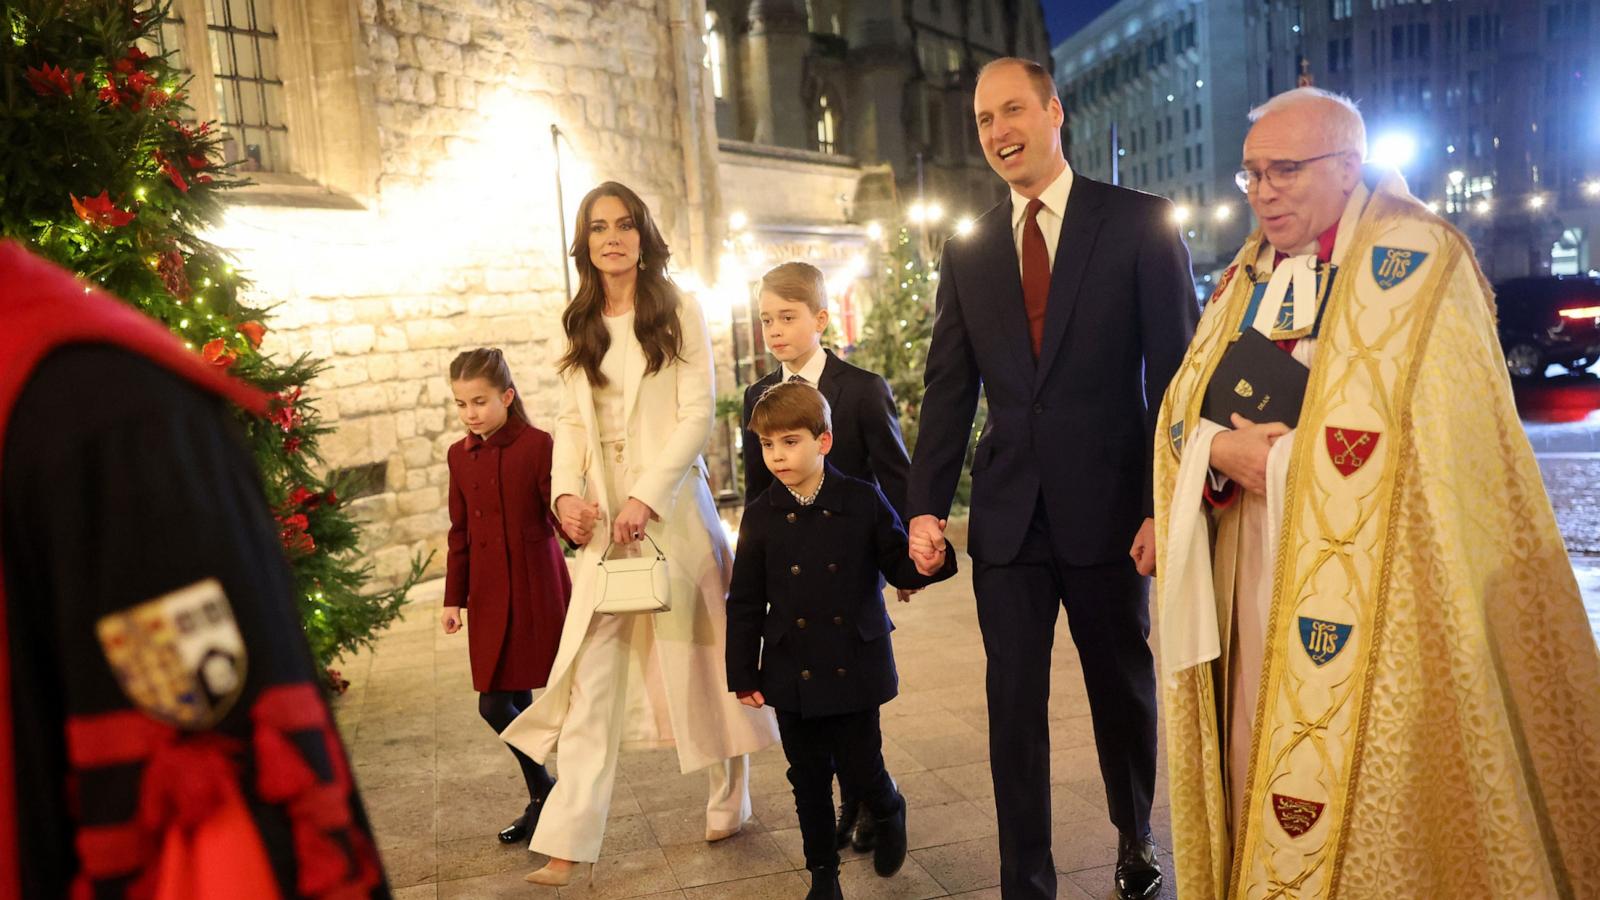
[1494, 276, 1600, 379]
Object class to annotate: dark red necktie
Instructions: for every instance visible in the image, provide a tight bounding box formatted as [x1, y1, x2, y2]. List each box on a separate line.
[1022, 198, 1050, 356]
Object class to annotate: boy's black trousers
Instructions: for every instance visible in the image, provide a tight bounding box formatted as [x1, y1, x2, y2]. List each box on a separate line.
[776, 707, 897, 869]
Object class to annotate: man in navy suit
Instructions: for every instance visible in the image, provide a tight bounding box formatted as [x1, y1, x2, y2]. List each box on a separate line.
[906, 58, 1198, 900]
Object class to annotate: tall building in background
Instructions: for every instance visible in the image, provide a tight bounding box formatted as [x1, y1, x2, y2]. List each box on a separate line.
[1296, 0, 1600, 277]
[1055, 0, 1600, 281]
[1052, 0, 1268, 281]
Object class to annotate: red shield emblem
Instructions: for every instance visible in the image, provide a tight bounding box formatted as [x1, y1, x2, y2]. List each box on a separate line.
[1207, 264, 1238, 307]
[1271, 793, 1325, 838]
[1324, 426, 1380, 477]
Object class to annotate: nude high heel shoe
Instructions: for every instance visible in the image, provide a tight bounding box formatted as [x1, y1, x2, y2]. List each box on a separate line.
[524, 858, 591, 886]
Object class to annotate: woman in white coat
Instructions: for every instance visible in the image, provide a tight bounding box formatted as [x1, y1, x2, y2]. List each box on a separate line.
[503, 181, 779, 885]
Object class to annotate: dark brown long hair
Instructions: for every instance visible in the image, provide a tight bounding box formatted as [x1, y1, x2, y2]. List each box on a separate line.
[449, 348, 529, 423]
[557, 181, 684, 387]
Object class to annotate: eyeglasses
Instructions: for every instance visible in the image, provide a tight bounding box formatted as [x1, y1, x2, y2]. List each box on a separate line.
[1234, 152, 1349, 193]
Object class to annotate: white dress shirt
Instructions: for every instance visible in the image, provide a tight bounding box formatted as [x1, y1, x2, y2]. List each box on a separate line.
[1009, 163, 1074, 276]
[781, 347, 828, 386]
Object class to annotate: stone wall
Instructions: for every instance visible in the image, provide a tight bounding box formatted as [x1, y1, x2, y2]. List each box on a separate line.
[214, 0, 709, 585]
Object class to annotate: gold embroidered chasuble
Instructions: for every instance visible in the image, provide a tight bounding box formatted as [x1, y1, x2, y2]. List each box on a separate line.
[1153, 169, 1600, 899]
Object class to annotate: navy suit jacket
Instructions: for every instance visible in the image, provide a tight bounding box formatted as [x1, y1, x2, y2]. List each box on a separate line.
[741, 349, 912, 519]
[907, 175, 1199, 567]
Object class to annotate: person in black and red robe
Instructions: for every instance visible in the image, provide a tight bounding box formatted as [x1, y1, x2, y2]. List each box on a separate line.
[0, 240, 387, 899]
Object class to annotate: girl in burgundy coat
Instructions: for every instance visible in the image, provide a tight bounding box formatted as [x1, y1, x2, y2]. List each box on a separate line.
[443, 348, 572, 844]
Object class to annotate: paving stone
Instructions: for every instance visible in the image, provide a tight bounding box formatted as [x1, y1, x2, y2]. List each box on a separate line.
[909, 836, 1002, 895]
[660, 829, 791, 888]
[681, 871, 809, 899]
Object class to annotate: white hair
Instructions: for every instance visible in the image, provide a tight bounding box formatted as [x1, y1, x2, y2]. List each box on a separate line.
[1247, 87, 1366, 157]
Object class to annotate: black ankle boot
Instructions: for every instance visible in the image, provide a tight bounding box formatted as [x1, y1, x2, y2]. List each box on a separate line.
[849, 799, 877, 852]
[805, 864, 843, 899]
[871, 792, 907, 877]
[497, 795, 546, 844]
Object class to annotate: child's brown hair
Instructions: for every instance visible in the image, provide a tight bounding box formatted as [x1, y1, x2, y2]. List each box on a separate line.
[759, 261, 829, 314]
[749, 381, 832, 438]
[448, 348, 529, 423]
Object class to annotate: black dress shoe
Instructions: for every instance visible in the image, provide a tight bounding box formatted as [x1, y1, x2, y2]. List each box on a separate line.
[1114, 831, 1162, 900]
[850, 800, 877, 852]
[497, 797, 545, 844]
[871, 792, 907, 877]
[834, 798, 860, 850]
[805, 864, 843, 899]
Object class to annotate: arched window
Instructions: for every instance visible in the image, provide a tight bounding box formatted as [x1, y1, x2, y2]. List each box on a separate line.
[815, 93, 837, 154]
[704, 12, 726, 100]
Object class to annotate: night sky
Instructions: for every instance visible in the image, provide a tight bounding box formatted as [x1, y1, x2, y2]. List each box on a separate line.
[1042, 0, 1121, 47]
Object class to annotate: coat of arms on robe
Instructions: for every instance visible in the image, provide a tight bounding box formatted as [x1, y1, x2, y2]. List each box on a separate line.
[95, 577, 247, 729]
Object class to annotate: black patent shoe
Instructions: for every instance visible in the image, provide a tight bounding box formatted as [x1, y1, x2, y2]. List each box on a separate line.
[834, 798, 860, 850]
[805, 864, 843, 900]
[850, 800, 877, 852]
[1114, 830, 1162, 900]
[871, 792, 907, 877]
[497, 798, 544, 844]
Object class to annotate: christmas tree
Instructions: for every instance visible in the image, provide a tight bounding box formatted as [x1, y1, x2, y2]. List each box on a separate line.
[848, 224, 984, 509]
[1, 0, 425, 688]
[850, 226, 937, 451]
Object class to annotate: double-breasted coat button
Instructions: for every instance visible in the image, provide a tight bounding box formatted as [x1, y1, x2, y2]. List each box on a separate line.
[827, 563, 838, 573]
[832, 616, 843, 625]
[475, 510, 482, 518]
[800, 669, 812, 680]
[796, 618, 808, 629]
[822, 510, 832, 517]
[835, 668, 847, 677]
[790, 564, 801, 575]
[786, 512, 798, 523]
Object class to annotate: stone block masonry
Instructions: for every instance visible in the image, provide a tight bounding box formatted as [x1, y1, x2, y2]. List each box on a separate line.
[219, 0, 705, 587]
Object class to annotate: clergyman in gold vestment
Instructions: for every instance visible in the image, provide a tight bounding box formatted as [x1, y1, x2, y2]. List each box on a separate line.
[1154, 87, 1600, 899]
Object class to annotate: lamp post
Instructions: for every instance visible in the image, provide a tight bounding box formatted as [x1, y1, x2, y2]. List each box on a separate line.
[552, 123, 572, 300]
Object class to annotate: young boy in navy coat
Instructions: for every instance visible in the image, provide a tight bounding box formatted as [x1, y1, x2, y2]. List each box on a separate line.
[726, 383, 956, 900]
[740, 260, 915, 851]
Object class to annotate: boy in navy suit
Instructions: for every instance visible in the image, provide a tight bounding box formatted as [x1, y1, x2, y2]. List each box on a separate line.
[740, 261, 915, 850]
[727, 384, 955, 900]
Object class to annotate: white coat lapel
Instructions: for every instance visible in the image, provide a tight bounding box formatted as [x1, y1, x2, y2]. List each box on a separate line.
[570, 371, 612, 513]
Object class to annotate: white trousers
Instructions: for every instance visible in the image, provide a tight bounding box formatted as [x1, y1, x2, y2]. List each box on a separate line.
[529, 610, 751, 862]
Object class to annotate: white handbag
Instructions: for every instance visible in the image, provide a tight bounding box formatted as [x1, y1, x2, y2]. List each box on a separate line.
[593, 531, 672, 614]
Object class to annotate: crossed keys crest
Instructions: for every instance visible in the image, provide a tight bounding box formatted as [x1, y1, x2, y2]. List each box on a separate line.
[1323, 426, 1381, 477]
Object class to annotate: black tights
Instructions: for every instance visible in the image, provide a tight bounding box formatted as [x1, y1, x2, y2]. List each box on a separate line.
[479, 690, 555, 805]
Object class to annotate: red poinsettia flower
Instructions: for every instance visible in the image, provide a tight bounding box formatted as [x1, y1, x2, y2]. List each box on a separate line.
[143, 88, 170, 109]
[97, 82, 123, 107]
[126, 70, 156, 94]
[324, 490, 339, 506]
[186, 154, 210, 171]
[26, 64, 83, 97]
[155, 151, 188, 193]
[126, 46, 151, 66]
[284, 436, 303, 454]
[268, 387, 305, 433]
[237, 321, 266, 349]
[289, 486, 320, 508]
[70, 191, 136, 228]
[201, 338, 237, 368]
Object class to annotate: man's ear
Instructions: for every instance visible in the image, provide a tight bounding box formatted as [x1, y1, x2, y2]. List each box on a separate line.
[818, 430, 834, 455]
[1340, 150, 1364, 191]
